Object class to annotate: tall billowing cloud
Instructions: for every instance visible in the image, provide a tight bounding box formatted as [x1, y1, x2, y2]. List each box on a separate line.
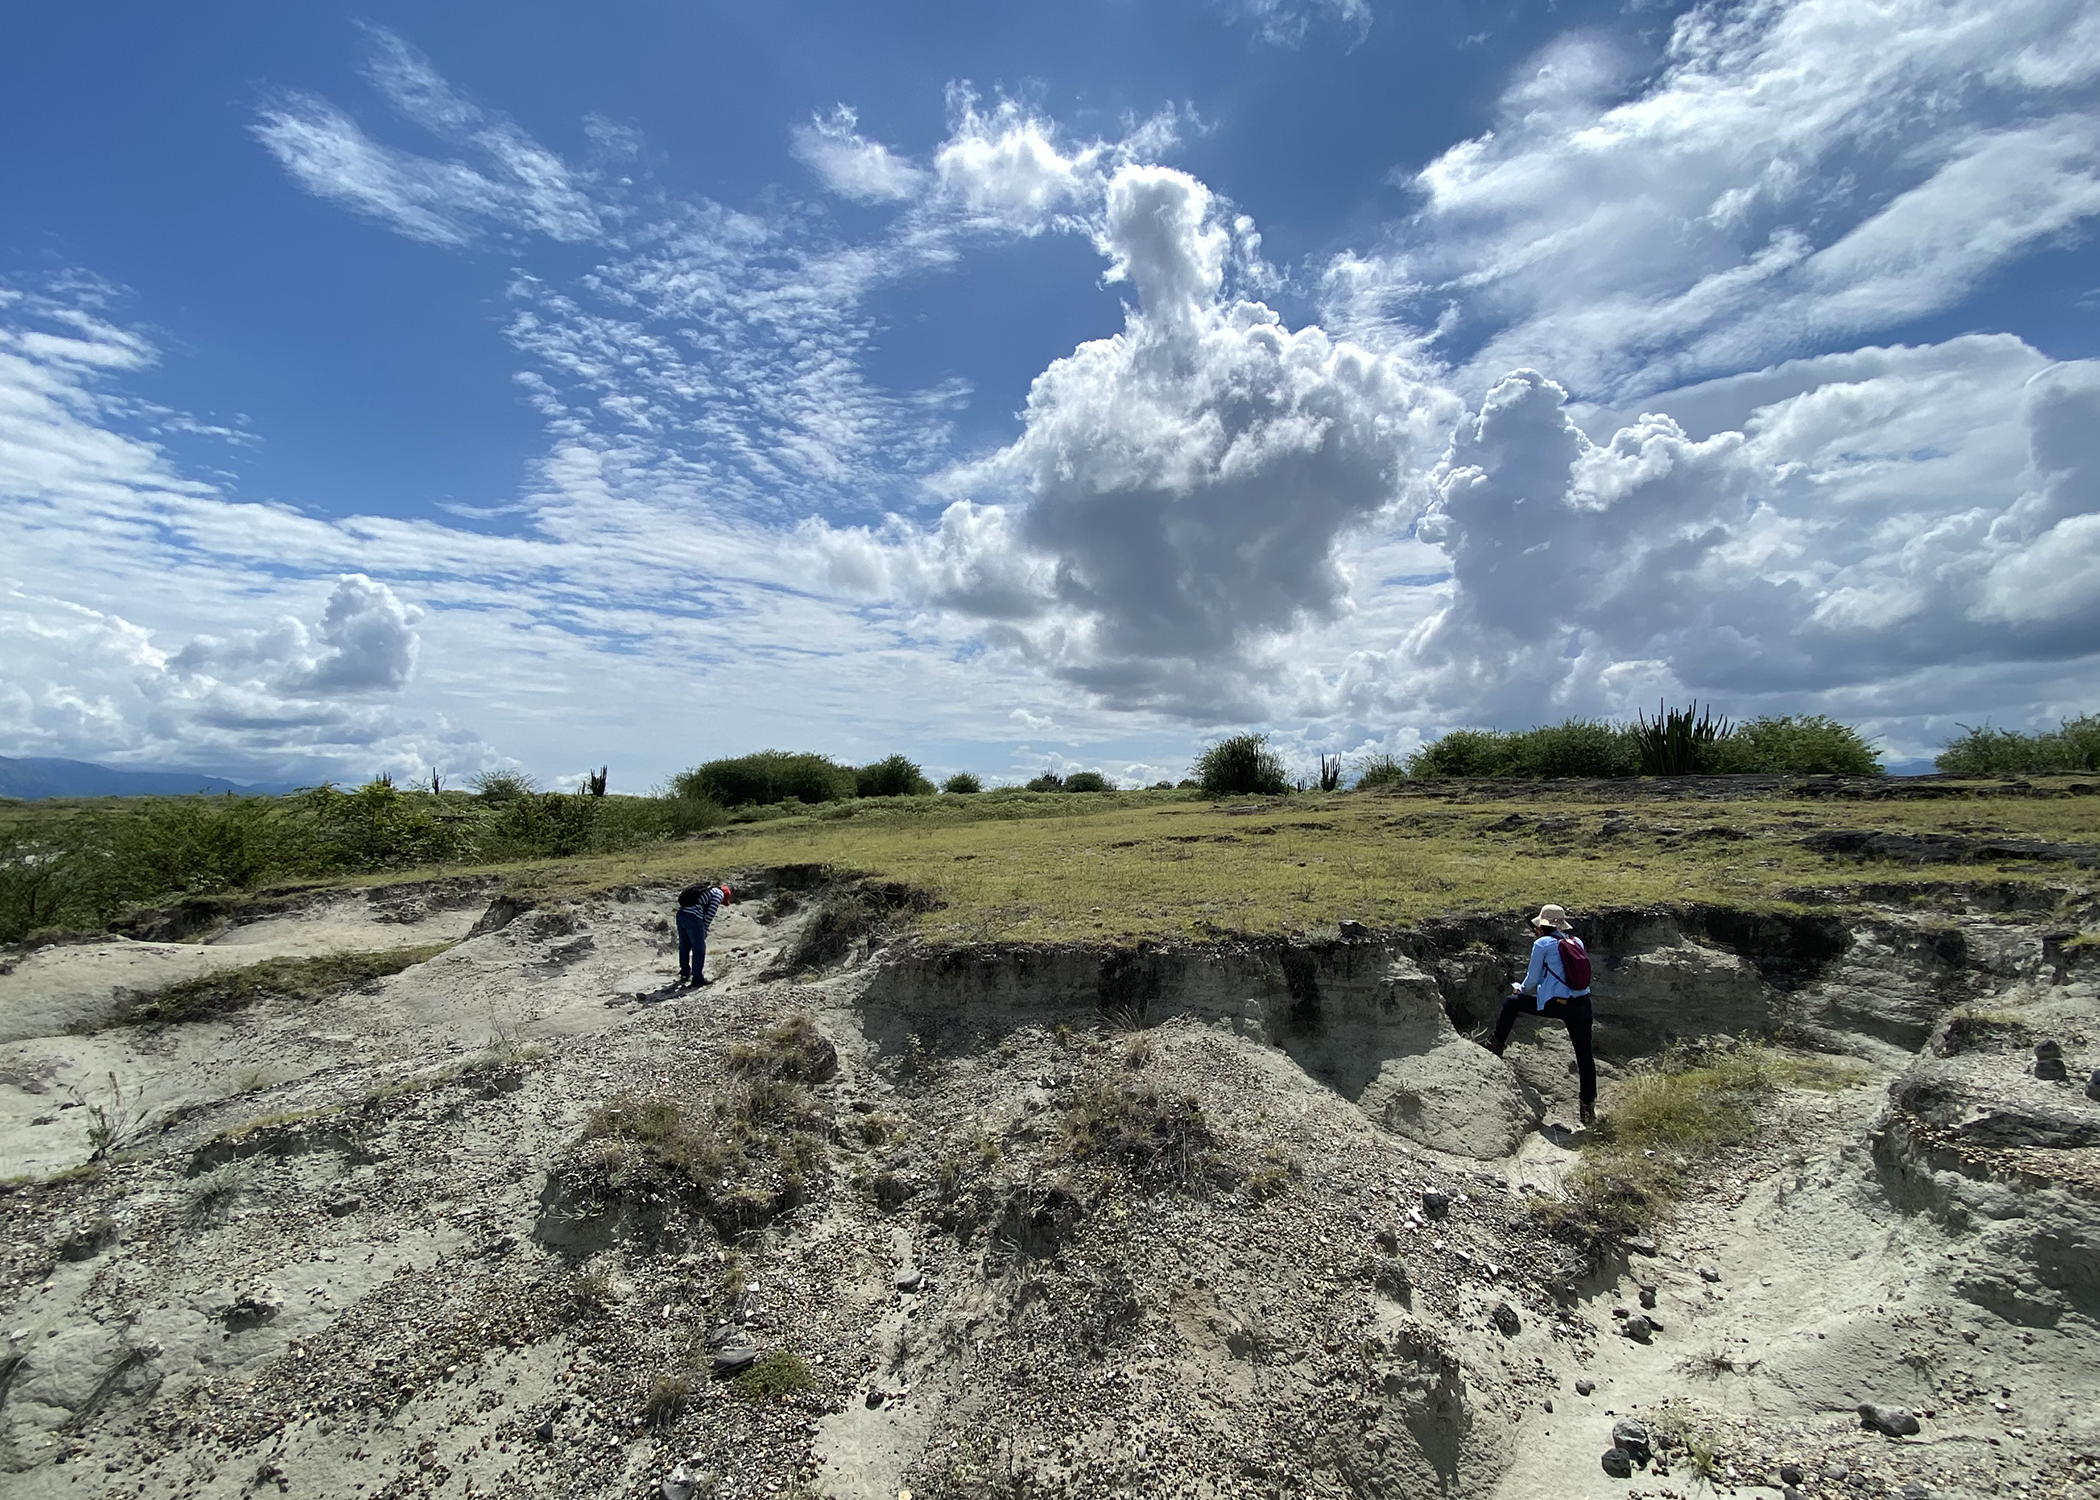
[1402, 344, 2100, 731]
[820, 166, 1456, 714]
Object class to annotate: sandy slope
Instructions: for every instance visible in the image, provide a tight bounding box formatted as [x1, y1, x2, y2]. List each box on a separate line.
[0, 875, 2092, 1499]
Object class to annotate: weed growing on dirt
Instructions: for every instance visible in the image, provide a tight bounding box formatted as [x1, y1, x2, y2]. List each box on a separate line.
[98, 944, 451, 1030]
[729, 1013, 838, 1082]
[1546, 1039, 1863, 1237]
[1060, 1073, 1218, 1187]
[729, 1350, 814, 1402]
[184, 1161, 251, 1222]
[580, 1083, 826, 1236]
[71, 1072, 151, 1159]
[642, 1373, 691, 1427]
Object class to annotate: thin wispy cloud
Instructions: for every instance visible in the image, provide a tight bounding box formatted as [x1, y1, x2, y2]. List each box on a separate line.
[1331, 0, 2100, 399]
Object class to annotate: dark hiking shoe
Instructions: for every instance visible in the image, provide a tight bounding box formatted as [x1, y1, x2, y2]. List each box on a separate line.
[1580, 1102, 1596, 1127]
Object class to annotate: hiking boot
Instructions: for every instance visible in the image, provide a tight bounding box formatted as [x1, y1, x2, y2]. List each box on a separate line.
[1580, 1102, 1596, 1127]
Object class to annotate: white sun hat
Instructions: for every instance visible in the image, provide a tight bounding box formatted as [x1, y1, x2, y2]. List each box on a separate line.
[1531, 904, 1572, 930]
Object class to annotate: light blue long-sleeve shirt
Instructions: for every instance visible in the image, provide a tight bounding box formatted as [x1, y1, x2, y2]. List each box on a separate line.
[1517, 932, 1590, 1008]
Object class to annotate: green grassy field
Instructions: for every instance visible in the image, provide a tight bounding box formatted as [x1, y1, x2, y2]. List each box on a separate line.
[498, 779, 2100, 945]
[8, 778, 2096, 949]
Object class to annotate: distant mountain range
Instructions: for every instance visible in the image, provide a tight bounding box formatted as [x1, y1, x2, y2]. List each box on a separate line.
[0, 756, 305, 800]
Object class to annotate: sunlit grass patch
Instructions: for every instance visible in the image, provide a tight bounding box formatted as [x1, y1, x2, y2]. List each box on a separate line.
[1546, 1039, 1868, 1237]
[97, 943, 452, 1029]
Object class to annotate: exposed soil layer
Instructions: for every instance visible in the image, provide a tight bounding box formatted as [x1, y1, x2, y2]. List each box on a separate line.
[0, 868, 2093, 1499]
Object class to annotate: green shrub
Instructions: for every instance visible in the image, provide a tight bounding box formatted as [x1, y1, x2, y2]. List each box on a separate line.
[1631, 702, 1731, 776]
[673, 751, 854, 808]
[1063, 771, 1112, 793]
[1715, 715, 1883, 775]
[1353, 753, 1407, 789]
[730, 1350, 814, 1402]
[1195, 734, 1288, 797]
[1025, 772, 1065, 792]
[1406, 728, 1515, 777]
[1404, 709, 1878, 779]
[855, 754, 934, 798]
[469, 770, 538, 802]
[941, 772, 982, 794]
[1936, 714, 2100, 775]
[1512, 719, 1640, 778]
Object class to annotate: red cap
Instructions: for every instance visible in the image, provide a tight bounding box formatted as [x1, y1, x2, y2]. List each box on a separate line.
[719, 884, 733, 902]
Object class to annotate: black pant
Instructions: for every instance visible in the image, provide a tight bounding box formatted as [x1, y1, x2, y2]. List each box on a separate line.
[1489, 992, 1596, 1106]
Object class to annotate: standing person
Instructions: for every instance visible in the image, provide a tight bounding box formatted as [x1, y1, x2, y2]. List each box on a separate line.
[1483, 903, 1598, 1126]
[675, 881, 731, 988]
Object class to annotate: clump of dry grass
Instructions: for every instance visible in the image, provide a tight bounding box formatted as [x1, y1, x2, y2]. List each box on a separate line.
[1060, 1073, 1217, 1187]
[579, 1080, 826, 1235]
[1545, 1038, 1863, 1237]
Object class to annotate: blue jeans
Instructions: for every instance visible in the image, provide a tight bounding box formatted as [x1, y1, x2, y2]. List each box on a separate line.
[676, 911, 711, 981]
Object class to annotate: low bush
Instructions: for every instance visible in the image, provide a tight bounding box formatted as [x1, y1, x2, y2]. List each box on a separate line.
[1352, 752, 1407, 789]
[1402, 708, 1882, 779]
[1195, 734, 1288, 797]
[579, 1084, 825, 1236]
[1936, 713, 2100, 775]
[941, 772, 982, 794]
[673, 751, 855, 808]
[1024, 772, 1065, 792]
[855, 754, 934, 798]
[1712, 715, 1883, 775]
[1063, 770, 1112, 793]
[731, 1350, 814, 1402]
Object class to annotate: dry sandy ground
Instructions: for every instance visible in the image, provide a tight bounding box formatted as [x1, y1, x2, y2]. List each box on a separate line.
[0, 876, 2093, 1499]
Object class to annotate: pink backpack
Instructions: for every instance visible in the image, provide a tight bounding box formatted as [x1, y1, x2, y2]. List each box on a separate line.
[1551, 935, 1592, 992]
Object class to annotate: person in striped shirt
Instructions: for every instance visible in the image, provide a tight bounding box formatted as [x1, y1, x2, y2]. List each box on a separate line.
[675, 882, 731, 988]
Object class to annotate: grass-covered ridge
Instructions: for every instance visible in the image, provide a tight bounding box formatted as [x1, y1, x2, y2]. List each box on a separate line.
[10, 773, 2098, 951]
[498, 777, 2100, 945]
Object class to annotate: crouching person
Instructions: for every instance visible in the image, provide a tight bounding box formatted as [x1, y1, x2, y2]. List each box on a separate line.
[1485, 903, 1598, 1126]
[676, 881, 731, 988]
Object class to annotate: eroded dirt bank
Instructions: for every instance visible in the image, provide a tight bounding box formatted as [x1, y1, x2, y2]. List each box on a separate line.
[0, 873, 2094, 1500]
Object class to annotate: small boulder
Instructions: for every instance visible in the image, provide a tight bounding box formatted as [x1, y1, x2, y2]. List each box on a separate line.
[1601, 1448, 1633, 1479]
[1611, 1419, 1651, 1465]
[2034, 1041, 2068, 1082]
[710, 1344, 759, 1376]
[1638, 1283, 1658, 1309]
[1373, 1227, 1399, 1253]
[1490, 1302, 1521, 1337]
[2088, 1068, 2100, 1102]
[1574, 1378, 1596, 1396]
[1858, 1403, 1921, 1437]
[1623, 1233, 1659, 1256]
[895, 1268, 924, 1293]
[1339, 920, 1370, 940]
[661, 1465, 696, 1500]
[1619, 1314, 1654, 1343]
[1697, 1264, 1721, 1283]
[1422, 1189, 1450, 1220]
[1779, 1463, 1805, 1485]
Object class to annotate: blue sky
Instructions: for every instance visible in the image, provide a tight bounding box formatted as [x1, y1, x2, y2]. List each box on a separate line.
[3, 0, 2098, 787]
